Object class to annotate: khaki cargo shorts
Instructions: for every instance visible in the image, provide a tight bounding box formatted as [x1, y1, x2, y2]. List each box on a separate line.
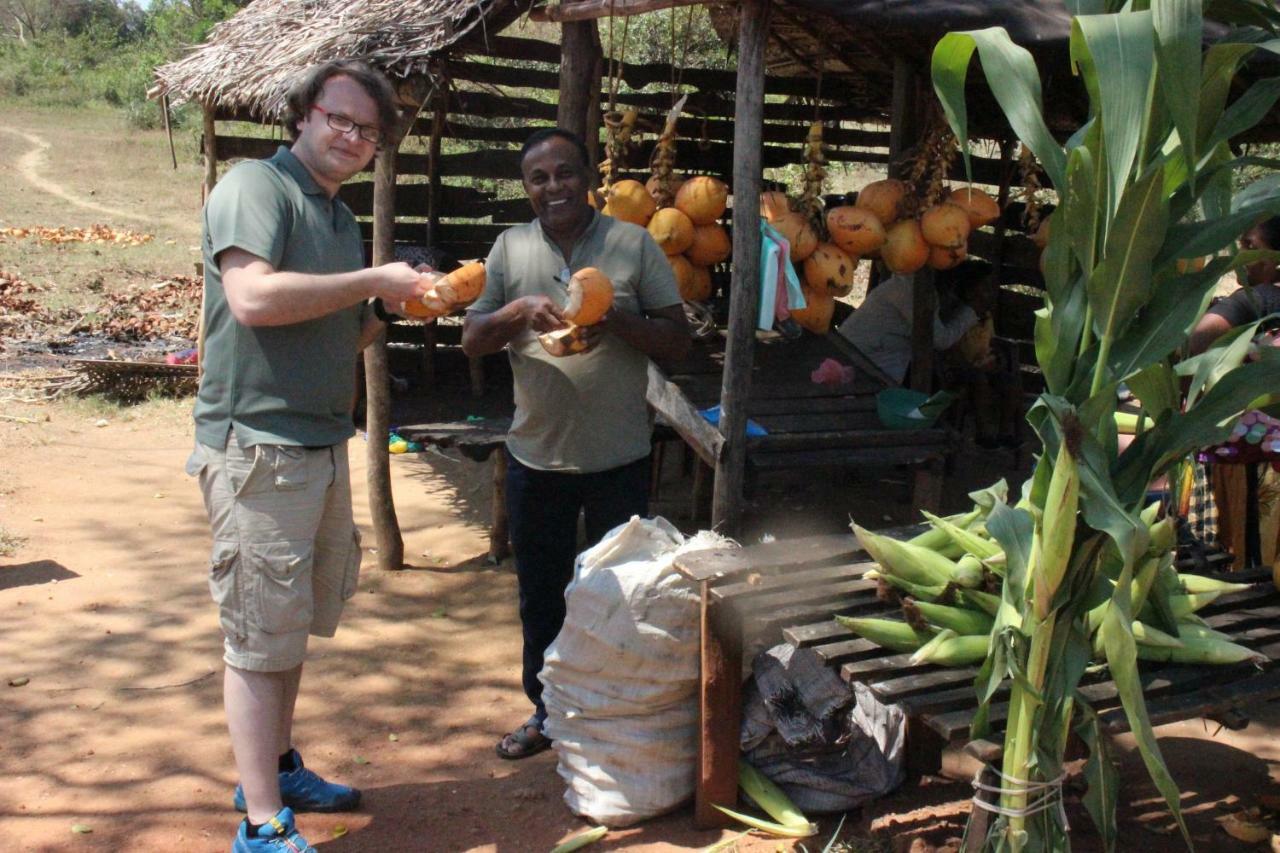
[187, 432, 362, 672]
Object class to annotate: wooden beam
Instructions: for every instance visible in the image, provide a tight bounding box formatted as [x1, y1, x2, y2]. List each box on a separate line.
[530, 0, 703, 22]
[557, 20, 603, 140]
[711, 0, 771, 628]
[364, 109, 412, 572]
[645, 363, 724, 468]
[201, 103, 218, 202]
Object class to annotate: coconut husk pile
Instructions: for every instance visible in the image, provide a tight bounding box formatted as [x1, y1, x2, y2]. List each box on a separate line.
[0, 271, 63, 346]
[0, 225, 154, 247]
[79, 275, 202, 342]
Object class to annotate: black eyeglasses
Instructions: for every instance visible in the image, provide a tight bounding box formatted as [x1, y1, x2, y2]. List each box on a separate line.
[309, 105, 383, 145]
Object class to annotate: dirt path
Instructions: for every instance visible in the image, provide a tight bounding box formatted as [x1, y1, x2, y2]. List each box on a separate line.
[0, 128, 159, 225]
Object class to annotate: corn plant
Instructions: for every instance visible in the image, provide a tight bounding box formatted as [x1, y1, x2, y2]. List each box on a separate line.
[926, 1, 1280, 849]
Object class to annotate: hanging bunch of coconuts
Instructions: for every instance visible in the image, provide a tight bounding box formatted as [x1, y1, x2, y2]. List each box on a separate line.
[758, 119, 852, 335]
[596, 96, 732, 305]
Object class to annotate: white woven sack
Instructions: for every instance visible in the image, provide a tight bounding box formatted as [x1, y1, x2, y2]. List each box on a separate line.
[541, 516, 734, 826]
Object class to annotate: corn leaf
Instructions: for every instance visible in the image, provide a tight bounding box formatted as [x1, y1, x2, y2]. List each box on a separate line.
[1154, 0, 1203, 190]
[932, 29, 1066, 189]
[1075, 701, 1120, 851]
[1197, 42, 1260, 151]
[1182, 316, 1272, 405]
[1206, 77, 1280, 152]
[1114, 356, 1280, 499]
[1086, 167, 1169, 351]
[1205, 0, 1280, 28]
[1072, 12, 1155, 215]
[1106, 256, 1233, 379]
[1124, 363, 1179, 422]
[1098, 563, 1192, 848]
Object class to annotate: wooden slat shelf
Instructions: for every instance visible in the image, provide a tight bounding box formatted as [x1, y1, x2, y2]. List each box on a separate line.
[674, 531, 1280, 824]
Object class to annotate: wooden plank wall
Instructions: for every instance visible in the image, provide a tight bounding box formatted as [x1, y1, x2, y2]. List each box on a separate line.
[207, 35, 1046, 387]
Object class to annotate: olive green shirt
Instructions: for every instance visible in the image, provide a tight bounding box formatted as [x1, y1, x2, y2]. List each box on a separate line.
[194, 146, 367, 449]
[469, 212, 682, 472]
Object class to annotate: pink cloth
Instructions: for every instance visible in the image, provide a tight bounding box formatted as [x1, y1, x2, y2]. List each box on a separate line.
[810, 358, 855, 386]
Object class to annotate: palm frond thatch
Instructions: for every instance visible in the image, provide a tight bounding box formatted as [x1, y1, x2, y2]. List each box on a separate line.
[153, 0, 517, 119]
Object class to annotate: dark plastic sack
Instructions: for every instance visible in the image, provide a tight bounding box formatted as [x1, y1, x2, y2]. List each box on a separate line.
[741, 644, 906, 814]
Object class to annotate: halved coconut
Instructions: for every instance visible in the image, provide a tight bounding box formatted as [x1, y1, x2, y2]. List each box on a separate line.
[562, 267, 614, 326]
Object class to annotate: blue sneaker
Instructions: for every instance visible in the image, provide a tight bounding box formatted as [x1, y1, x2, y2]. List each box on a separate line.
[233, 750, 361, 813]
[232, 807, 313, 852]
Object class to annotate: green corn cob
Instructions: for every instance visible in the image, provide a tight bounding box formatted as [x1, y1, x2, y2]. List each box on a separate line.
[834, 615, 934, 653]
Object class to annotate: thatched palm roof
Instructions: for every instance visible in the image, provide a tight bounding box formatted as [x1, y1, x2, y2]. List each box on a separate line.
[152, 0, 524, 119]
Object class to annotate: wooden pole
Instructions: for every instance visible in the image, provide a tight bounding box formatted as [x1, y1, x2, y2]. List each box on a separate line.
[426, 96, 446, 248]
[161, 94, 177, 170]
[887, 59, 936, 393]
[557, 20, 603, 138]
[364, 113, 410, 571]
[201, 103, 218, 203]
[710, 0, 769, 538]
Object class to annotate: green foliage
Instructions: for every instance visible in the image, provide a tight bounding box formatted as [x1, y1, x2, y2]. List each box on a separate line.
[0, 0, 242, 125]
[931, 1, 1280, 850]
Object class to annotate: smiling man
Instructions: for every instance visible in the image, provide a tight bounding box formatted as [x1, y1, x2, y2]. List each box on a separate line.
[462, 129, 691, 760]
[187, 60, 432, 852]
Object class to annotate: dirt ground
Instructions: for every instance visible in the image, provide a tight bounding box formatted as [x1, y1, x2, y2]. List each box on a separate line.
[5, 102, 1280, 853]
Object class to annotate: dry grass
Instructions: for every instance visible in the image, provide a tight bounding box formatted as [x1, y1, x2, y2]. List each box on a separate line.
[0, 99, 204, 318]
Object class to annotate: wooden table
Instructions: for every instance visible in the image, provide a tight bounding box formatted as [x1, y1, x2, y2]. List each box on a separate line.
[672, 532, 1280, 828]
[657, 330, 957, 516]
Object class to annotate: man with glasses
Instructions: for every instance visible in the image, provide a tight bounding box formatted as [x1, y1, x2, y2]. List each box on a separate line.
[187, 60, 429, 852]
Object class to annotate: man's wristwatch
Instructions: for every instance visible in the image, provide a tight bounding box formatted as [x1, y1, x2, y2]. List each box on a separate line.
[371, 297, 395, 323]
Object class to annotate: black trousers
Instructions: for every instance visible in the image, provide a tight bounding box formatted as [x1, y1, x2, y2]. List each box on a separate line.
[505, 449, 651, 723]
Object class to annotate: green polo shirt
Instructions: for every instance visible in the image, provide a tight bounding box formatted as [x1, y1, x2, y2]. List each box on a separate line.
[469, 211, 682, 473]
[194, 146, 367, 449]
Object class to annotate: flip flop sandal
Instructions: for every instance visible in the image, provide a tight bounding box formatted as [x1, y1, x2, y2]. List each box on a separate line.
[495, 716, 552, 760]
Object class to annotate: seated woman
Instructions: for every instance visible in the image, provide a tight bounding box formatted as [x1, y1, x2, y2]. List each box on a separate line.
[1185, 216, 1280, 569]
[837, 261, 1020, 446]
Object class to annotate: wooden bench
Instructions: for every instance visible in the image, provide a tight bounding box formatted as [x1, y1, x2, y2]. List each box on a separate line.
[659, 330, 957, 517]
[671, 532, 1280, 828]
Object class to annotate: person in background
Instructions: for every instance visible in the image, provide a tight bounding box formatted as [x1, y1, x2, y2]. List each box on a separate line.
[838, 260, 1019, 446]
[462, 128, 690, 760]
[837, 261, 994, 386]
[1186, 216, 1280, 570]
[1190, 215, 1280, 355]
[188, 60, 431, 852]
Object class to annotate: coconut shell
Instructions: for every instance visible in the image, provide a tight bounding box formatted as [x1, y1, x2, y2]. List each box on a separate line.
[760, 191, 792, 223]
[675, 176, 728, 225]
[921, 203, 972, 248]
[686, 224, 731, 266]
[685, 264, 714, 302]
[826, 206, 886, 257]
[563, 267, 614, 326]
[603, 179, 656, 226]
[771, 212, 819, 263]
[538, 325, 591, 357]
[803, 243, 857, 298]
[433, 261, 486, 305]
[882, 219, 930, 275]
[647, 207, 696, 255]
[790, 286, 835, 334]
[947, 187, 1001, 228]
[855, 179, 906, 227]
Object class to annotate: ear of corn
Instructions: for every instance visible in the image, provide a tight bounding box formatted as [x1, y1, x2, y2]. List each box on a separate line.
[952, 554, 986, 588]
[737, 760, 810, 830]
[920, 510, 1004, 560]
[549, 826, 608, 853]
[853, 523, 957, 586]
[910, 628, 959, 665]
[1135, 636, 1266, 666]
[834, 615, 934, 652]
[1131, 621, 1184, 649]
[1177, 574, 1251, 595]
[711, 805, 817, 838]
[874, 571, 948, 602]
[908, 507, 982, 554]
[958, 587, 1001, 616]
[909, 599, 996, 635]
[914, 633, 991, 666]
